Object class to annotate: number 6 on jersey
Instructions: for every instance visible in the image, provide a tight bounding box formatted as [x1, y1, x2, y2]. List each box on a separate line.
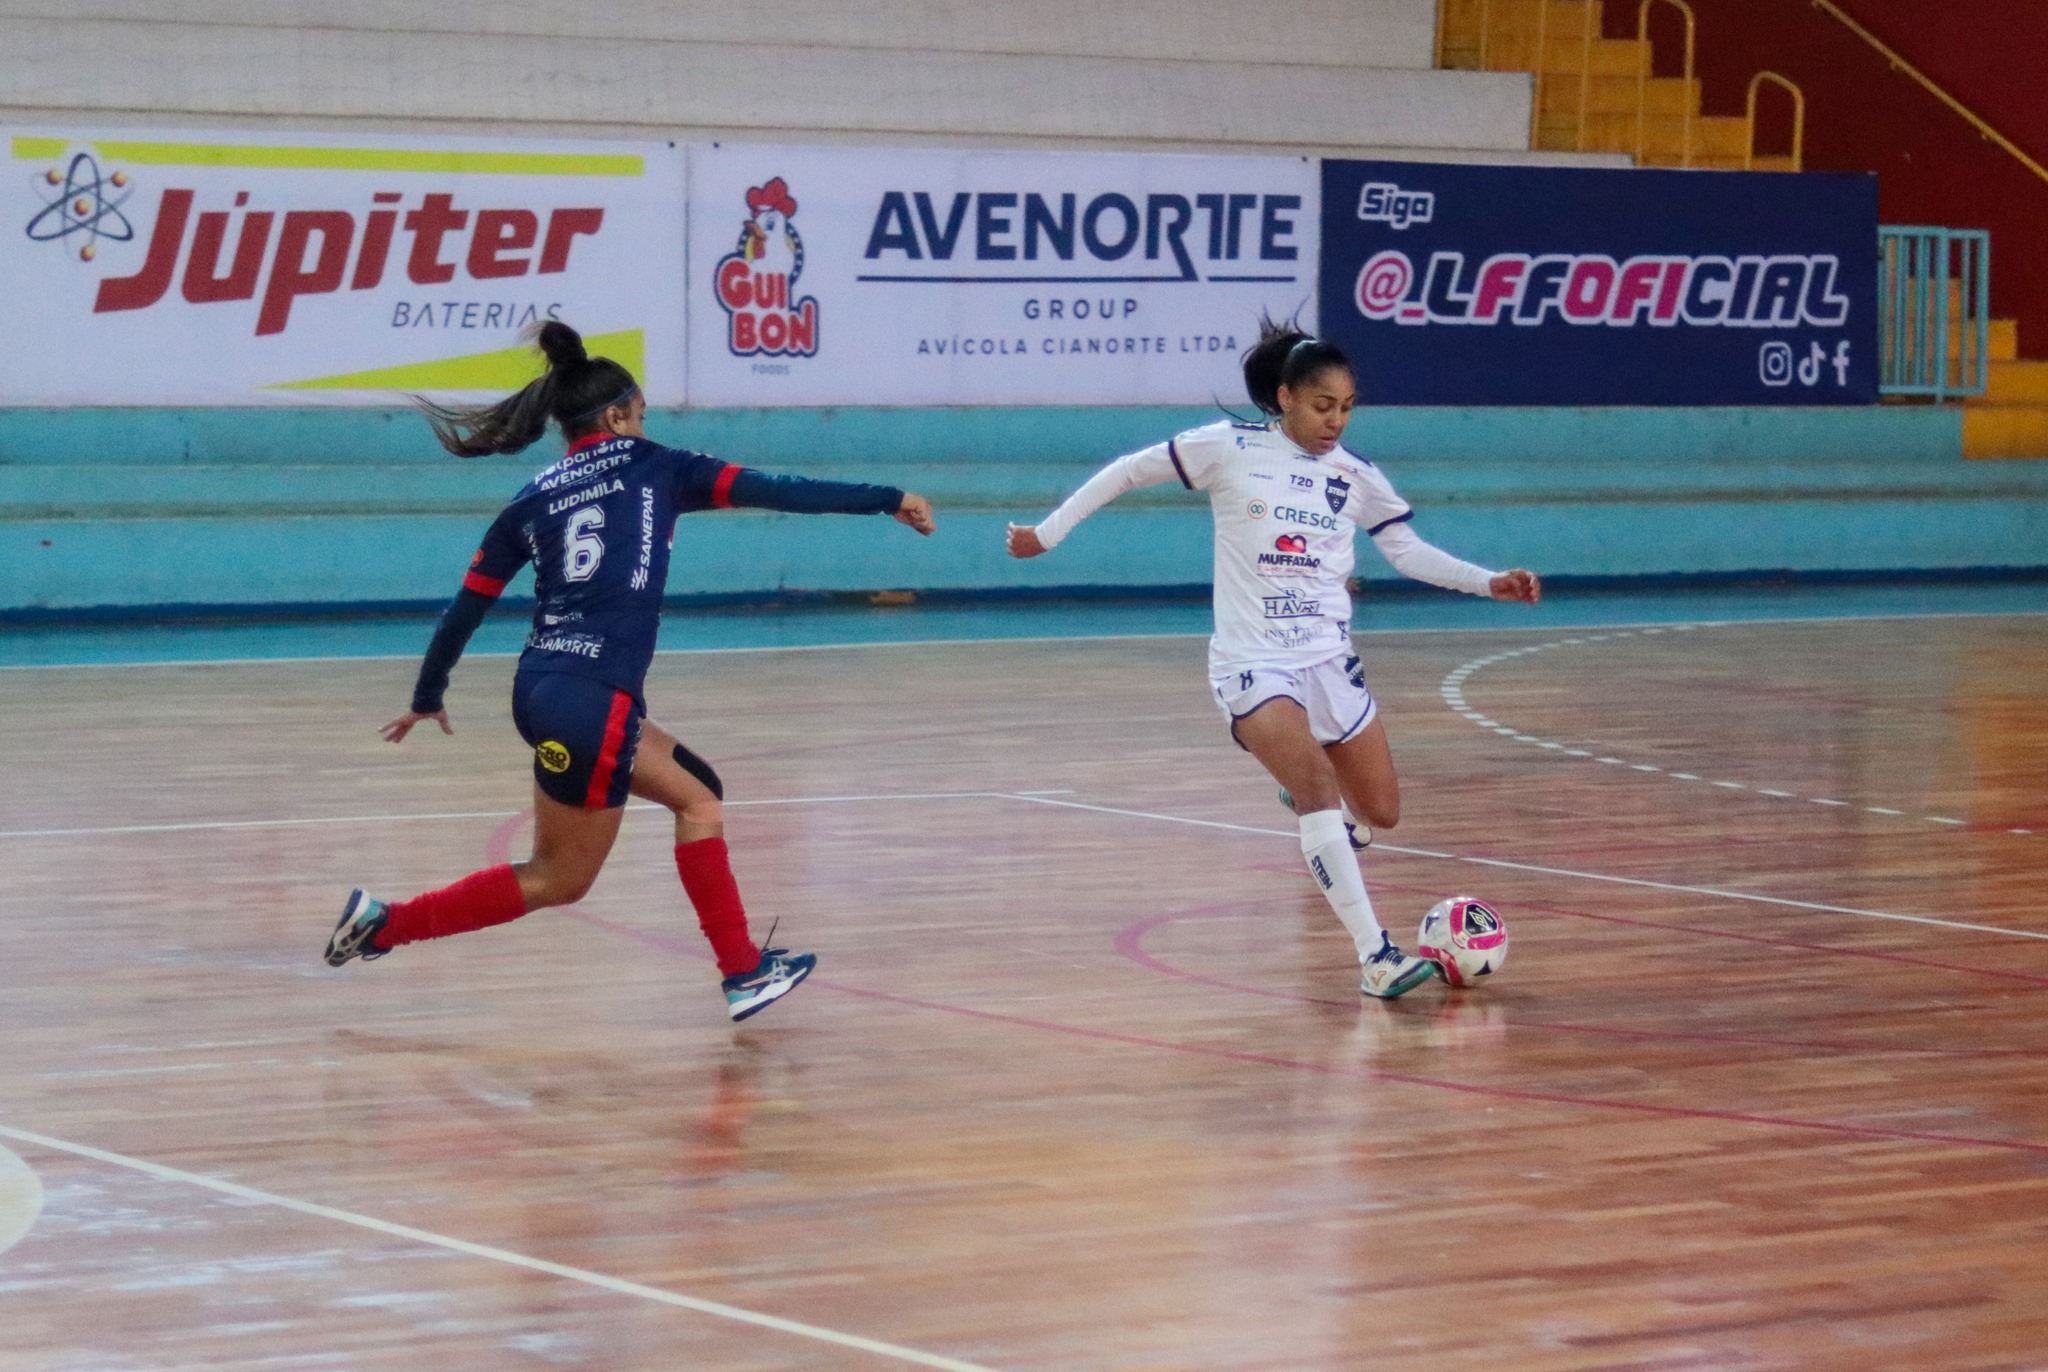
[564, 506, 605, 582]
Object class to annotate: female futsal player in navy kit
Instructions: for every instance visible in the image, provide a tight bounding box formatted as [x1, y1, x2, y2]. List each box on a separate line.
[325, 322, 936, 1021]
[1009, 321, 1539, 1000]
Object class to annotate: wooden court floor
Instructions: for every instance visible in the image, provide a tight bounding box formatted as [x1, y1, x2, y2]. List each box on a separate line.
[2, 613, 2046, 1371]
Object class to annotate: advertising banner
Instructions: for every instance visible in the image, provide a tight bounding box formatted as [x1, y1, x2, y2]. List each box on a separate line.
[4, 128, 685, 405]
[1318, 160, 1879, 405]
[686, 143, 1319, 407]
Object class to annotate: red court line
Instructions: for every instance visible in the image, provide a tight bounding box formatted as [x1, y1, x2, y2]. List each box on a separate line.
[1246, 861, 2048, 985]
[485, 810, 529, 865]
[560, 907, 2048, 1160]
[1113, 906, 2048, 1060]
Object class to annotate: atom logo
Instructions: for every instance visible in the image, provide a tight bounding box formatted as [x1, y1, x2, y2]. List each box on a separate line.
[1353, 249, 1414, 321]
[25, 152, 136, 263]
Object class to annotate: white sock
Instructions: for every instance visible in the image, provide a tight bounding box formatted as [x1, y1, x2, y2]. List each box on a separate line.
[1299, 809, 1385, 963]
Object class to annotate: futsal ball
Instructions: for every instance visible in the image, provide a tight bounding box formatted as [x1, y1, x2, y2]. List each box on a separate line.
[1416, 897, 1508, 987]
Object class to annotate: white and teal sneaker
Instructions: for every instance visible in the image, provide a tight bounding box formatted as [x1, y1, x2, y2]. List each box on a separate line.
[723, 948, 816, 1022]
[326, 889, 392, 967]
[1277, 787, 1372, 850]
[1360, 935, 1438, 1000]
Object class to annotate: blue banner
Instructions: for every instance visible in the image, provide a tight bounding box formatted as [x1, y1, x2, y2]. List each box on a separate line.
[1318, 160, 1879, 405]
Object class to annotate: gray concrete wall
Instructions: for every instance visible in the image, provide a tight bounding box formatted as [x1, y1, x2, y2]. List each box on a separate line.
[0, 1, 1590, 159]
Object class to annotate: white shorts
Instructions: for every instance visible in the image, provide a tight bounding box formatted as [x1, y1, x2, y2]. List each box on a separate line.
[1210, 652, 1378, 748]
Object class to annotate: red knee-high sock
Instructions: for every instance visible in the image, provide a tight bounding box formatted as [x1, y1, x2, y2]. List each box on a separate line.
[674, 838, 760, 978]
[375, 864, 526, 948]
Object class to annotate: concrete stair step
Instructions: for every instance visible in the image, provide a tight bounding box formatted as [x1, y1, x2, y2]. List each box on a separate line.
[1543, 36, 1650, 77]
[1927, 318, 2017, 362]
[1964, 405, 2048, 459]
[1986, 361, 2048, 404]
[0, 462, 1139, 520]
[1540, 74, 1697, 116]
[1539, 110, 1750, 160]
[5, 16, 1517, 152]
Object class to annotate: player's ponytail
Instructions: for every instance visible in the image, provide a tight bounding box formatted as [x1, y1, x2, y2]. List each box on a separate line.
[417, 320, 642, 458]
[1240, 315, 1352, 417]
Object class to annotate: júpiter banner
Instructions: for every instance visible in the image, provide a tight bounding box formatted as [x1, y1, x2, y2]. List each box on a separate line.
[3, 128, 685, 405]
[686, 143, 1319, 407]
[1318, 160, 1880, 405]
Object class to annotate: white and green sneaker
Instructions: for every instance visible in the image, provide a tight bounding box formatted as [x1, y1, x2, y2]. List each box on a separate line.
[325, 889, 392, 967]
[1360, 935, 1438, 1000]
[723, 948, 816, 1022]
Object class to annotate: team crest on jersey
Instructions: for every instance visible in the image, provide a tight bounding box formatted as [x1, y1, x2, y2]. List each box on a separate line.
[714, 177, 820, 358]
[1324, 475, 1352, 515]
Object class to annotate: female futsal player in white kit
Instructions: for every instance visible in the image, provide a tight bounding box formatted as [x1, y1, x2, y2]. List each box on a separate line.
[1008, 321, 1541, 999]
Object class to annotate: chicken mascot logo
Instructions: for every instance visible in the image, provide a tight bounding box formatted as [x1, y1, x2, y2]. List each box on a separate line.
[714, 177, 819, 357]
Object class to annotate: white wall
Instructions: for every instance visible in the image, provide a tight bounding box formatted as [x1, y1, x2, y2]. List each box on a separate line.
[0, 2, 1626, 162]
[0, 0, 1440, 69]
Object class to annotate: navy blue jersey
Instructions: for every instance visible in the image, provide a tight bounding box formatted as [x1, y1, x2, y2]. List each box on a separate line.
[411, 433, 903, 712]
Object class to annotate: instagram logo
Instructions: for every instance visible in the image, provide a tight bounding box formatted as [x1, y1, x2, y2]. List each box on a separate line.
[1758, 341, 1793, 386]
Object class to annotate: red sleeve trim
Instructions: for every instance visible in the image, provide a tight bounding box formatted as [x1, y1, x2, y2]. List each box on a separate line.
[711, 463, 742, 509]
[462, 570, 508, 597]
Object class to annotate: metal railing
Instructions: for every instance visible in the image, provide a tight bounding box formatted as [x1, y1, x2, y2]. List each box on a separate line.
[1810, 0, 2048, 190]
[1634, 0, 1695, 167]
[1879, 227, 1990, 400]
[1433, 0, 1799, 172]
[1744, 70, 1805, 170]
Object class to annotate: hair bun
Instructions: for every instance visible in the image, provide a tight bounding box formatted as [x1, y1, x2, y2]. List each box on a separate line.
[534, 320, 587, 369]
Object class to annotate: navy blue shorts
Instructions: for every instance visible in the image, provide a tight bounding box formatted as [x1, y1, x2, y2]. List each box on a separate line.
[511, 671, 643, 810]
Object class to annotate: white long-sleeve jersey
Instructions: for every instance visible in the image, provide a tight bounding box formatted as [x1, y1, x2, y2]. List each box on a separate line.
[1035, 419, 1498, 672]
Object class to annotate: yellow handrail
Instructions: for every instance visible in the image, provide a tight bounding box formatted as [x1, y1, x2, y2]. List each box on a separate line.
[1745, 70, 1805, 171]
[1574, 0, 1598, 151]
[1635, 0, 1695, 168]
[1809, 0, 2048, 189]
[1528, 0, 1550, 147]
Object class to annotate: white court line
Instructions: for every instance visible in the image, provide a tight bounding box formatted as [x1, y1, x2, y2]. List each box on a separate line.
[4, 607, 2041, 672]
[0, 1142, 42, 1259]
[0, 1123, 1002, 1372]
[8, 786, 2030, 941]
[1439, 626, 2036, 838]
[994, 793, 2048, 943]
[0, 790, 1073, 842]
[0, 633, 1204, 672]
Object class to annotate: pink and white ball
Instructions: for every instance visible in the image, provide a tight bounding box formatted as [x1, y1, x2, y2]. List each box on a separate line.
[1416, 897, 1508, 987]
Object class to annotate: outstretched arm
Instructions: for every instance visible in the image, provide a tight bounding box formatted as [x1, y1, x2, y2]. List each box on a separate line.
[386, 519, 524, 741]
[1008, 442, 1179, 558]
[1370, 522, 1540, 603]
[703, 465, 935, 535]
[384, 584, 499, 741]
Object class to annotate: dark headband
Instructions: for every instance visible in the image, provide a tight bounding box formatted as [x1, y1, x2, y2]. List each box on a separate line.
[566, 382, 641, 425]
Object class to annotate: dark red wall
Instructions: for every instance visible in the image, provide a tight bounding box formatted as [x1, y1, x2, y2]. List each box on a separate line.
[1603, 1, 2048, 355]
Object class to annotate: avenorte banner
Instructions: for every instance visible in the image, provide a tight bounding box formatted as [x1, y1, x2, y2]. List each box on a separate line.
[1318, 160, 1880, 405]
[685, 143, 1319, 407]
[4, 128, 685, 405]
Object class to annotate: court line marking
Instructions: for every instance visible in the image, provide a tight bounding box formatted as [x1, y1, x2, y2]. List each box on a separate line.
[1114, 903, 2048, 1050]
[2, 606, 2041, 672]
[1439, 626, 2038, 838]
[993, 794, 2048, 942]
[5, 785, 2031, 942]
[0, 1142, 43, 1259]
[574, 909, 2048, 1160]
[0, 790, 1073, 842]
[0, 1123, 1002, 1372]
